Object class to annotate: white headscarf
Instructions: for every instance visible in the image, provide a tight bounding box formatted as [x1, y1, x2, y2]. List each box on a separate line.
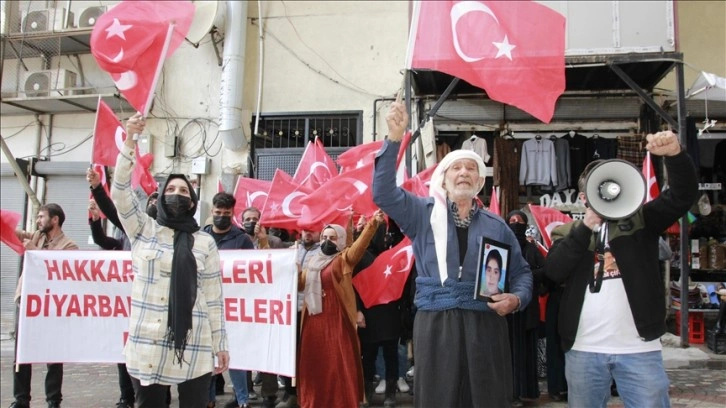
[429, 150, 487, 285]
[303, 224, 347, 315]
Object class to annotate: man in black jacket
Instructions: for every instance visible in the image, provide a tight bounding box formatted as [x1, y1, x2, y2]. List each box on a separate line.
[544, 130, 697, 407]
[202, 192, 254, 408]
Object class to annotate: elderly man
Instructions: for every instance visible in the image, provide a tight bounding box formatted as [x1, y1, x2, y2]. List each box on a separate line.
[372, 102, 532, 407]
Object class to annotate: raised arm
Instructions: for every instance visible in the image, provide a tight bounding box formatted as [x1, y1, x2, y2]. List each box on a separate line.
[88, 167, 124, 233]
[110, 113, 149, 243]
[341, 210, 383, 271]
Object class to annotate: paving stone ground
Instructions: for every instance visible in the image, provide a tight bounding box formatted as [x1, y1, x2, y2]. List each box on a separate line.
[2, 338, 724, 408]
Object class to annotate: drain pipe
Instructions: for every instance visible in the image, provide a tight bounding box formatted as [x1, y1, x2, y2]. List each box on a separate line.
[219, 1, 248, 151]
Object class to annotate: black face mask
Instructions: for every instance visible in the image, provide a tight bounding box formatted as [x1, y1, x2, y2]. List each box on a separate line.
[165, 194, 192, 218]
[320, 239, 339, 256]
[509, 222, 528, 241]
[146, 205, 158, 219]
[213, 215, 232, 230]
[243, 221, 257, 235]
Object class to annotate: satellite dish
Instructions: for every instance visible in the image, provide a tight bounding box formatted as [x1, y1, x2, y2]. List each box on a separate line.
[187, 1, 223, 44]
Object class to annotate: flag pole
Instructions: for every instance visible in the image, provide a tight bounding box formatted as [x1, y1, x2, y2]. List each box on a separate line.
[90, 95, 102, 166]
[143, 22, 176, 118]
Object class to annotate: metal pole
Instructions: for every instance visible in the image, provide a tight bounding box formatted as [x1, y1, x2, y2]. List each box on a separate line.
[675, 61, 690, 347]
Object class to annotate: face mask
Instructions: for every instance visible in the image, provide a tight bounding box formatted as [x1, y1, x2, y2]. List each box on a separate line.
[146, 205, 158, 219]
[320, 239, 339, 256]
[165, 194, 192, 217]
[509, 223, 528, 240]
[213, 215, 232, 230]
[243, 221, 257, 235]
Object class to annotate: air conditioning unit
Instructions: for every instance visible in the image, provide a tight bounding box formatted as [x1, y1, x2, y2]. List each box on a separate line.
[21, 8, 74, 33]
[22, 69, 78, 97]
[77, 6, 106, 29]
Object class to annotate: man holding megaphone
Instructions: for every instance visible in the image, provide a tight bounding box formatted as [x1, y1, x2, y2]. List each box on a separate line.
[544, 130, 698, 408]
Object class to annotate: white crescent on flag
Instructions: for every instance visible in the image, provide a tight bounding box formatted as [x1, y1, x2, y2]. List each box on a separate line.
[112, 71, 138, 91]
[282, 192, 306, 218]
[450, 1, 499, 63]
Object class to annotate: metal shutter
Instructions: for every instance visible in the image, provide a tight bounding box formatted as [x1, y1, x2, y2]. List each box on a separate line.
[0, 173, 26, 338]
[43, 175, 97, 250]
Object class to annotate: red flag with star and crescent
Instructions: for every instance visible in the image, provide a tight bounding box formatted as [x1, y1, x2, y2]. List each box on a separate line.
[297, 163, 378, 230]
[90, 1, 194, 114]
[0, 209, 26, 255]
[528, 204, 572, 249]
[293, 137, 338, 191]
[233, 177, 273, 226]
[336, 141, 384, 174]
[353, 237, 414, 308]
[259, 170, 313, 231]
[407, 0, 566, 123]
[92, 99, 126, 167]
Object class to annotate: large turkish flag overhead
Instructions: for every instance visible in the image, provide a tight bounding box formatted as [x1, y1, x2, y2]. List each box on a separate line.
[407, 0, 566, 123]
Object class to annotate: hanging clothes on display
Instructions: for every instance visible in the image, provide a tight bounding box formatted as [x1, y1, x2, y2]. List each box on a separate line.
[519, 136, 558, 188]
[616, 134, 646, 167]
[588, 134, 617, 161]
[563, 131, 589, 187]
[493, 137, 524, 217]
[461, 134, 491, 164]
[436, 138, 452, 163]
[550, 135, 571, 192]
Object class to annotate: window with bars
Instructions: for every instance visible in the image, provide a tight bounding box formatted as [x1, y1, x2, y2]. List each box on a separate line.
[251, 111, 363, 149]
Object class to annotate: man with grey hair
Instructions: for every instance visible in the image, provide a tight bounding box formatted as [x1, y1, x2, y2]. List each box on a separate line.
[372, 102, 533, 407]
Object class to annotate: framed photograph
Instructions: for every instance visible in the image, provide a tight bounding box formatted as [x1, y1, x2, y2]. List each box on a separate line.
[474, 237, 511, 302]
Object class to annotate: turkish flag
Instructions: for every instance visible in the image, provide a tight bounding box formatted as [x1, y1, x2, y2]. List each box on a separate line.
[534, 240, 549, 258]
[132, 152, 158, 197]
[92, 99, 126, 167]
[528, 204, 572, 249]
[396, 130, 413, 167]
[89, 164, 111, 220]
[407, 1, 566, 123]
[353, 237, 414, 308]
[90, 1, 194, 114]
[489, 185, 500, 216]
[293, 137, 338, 191]
[233, 177, 272, 226]
[337, 141, 384, 173]
[0, 209, 26, 255]
[260, 170, 313, 230]
[297, 163, 377, 230]
[402, 164, 437, 197]
[642, 151, 660, 203]
[217, 179, 225, 193]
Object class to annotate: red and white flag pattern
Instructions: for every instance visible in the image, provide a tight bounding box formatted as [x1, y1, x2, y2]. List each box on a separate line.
[260, 170, 313, 231]
[92, 99, 126, 167]
[233, 177, 273, 226]
[353, 237, 414, 308]
[528, 204, 573, 249]
[489, 185, 500, 216]
[293, 137, 338, 191]
[642, 151, 660, 203]
[407, 0, 566, 123]
[90, 1, 194, 114]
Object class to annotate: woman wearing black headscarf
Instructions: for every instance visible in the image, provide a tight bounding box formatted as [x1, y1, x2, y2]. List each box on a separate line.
[112, 113, 229, 408]
[506, 209, 546, 406]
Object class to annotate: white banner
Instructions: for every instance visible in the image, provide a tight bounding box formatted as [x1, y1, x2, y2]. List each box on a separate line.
[17, 249, 298, 376]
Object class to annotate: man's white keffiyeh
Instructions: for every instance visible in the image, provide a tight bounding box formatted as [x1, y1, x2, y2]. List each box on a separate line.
[429, 150, 487, 285]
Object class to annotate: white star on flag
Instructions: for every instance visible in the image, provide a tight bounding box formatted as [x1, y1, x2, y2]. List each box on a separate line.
[492, 35, 516, 60]
[383, 265, 392, 278]
[105, 18, 132, 40]
[270, 201, 281, 214]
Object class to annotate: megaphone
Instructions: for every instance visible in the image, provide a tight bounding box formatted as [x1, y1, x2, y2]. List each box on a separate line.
[584, 159, 646, 220]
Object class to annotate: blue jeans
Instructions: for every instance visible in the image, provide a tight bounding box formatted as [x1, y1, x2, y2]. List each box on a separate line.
[375, 344, 409, 378]
[229, 369, 249, 405]
[565, 349, 670, 408]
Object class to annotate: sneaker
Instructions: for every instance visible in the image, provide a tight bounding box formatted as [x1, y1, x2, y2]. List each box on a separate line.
[277, 376, 285, 388]
[405, 366, 414, 381]
[375, 378, 386, 394]
[248, 391, 259, 400]
[396, 377, 410, 393]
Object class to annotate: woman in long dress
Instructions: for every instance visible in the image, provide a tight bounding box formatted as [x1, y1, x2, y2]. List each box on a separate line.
[298, 211, 384, 408]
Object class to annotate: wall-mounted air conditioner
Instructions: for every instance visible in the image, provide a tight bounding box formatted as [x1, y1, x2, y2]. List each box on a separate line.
[22, 69, 78, 97]
[21, 8, 74, 33]
[77, 6, 106, 29]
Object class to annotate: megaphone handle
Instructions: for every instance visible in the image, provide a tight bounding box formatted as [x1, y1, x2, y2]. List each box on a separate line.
[589, 224, 609, 293]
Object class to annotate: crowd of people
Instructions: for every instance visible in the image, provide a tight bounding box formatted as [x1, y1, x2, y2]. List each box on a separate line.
[8, 105, 698, 408]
